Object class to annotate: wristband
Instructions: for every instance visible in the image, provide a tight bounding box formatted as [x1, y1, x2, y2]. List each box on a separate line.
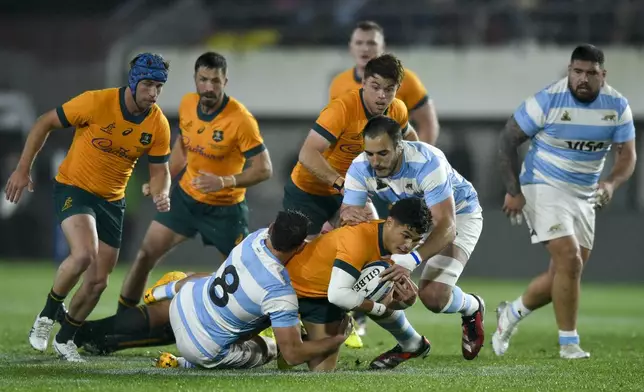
[369, 302, 387, 316]
[332, 177, 344, 193]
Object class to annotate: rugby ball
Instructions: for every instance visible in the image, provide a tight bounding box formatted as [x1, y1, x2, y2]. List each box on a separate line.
[352, 261, 394, 302]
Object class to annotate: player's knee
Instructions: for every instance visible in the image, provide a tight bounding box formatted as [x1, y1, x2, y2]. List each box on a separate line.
[84, 276, 110, 297]
[550, 241, 583, 277]
[68, 248, 98, 273]
[134, 246, 160, 268]
[419, 283, 451, 313]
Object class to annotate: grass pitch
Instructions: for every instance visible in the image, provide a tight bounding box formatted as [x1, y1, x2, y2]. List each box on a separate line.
[1, 262, 643, 391]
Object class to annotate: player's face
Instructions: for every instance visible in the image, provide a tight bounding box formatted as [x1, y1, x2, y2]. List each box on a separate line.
[195, 67, 227, 108]
[349, 29, 385, 69]
[384, 219, 424, 254]
[136, 80, 164, 110]
[364, 134, 402, 178]
[567, 60, 605, 102]
[362, 74, 399, 115]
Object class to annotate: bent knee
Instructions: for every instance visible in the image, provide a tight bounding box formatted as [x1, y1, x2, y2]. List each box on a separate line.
[419, 283, 452, 313]
[68, 248, 98, 271]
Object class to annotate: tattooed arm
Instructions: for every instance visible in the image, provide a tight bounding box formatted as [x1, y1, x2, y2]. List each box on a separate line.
[498, 115, 531, 196]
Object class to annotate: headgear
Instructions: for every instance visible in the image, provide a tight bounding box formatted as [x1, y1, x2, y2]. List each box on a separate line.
[128, 53, 169, 101]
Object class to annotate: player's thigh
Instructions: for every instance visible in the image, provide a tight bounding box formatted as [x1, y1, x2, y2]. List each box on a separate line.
[419, 211, 482, 287]
[152, 185, 198, 244]
[168, 285, 216, 367]
[282, 180, 338, 234]
[199, 201, 249, 256]
[138, 221, 189, 261]
[54, 182, 100, 256]
[573, 195, 596, 251]
[146, 301, 172, 327]
[297, 297, 345, 371]
[522, 184, 577, 245]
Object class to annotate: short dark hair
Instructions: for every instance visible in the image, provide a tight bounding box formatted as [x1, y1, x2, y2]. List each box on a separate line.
[194, 52, 227, 74]
[129, 53, 170, 71]
[362, 115, 403, 146]
[364, 54, 404, 86]
[270, 210, 310, 252]
[389, 198, 432, 234]
[355, 20, 384, 35]
[571, 44, 604, 67]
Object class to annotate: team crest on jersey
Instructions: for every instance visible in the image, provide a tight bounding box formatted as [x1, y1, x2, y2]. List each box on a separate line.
[140, 132, 152, 145]
[602, 114, 616, 121]
[212, 130, 224, 142]
[560, 111, 572, 121]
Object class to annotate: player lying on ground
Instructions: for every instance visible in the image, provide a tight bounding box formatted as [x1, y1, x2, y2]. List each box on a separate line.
[117, 51, 272, 316]
[76, 210, 352, 369]
[340, 115, 486, 360]
[285, 198, 432, 370]
[5, 53, 172, 362]
[495, 44, 637, 359]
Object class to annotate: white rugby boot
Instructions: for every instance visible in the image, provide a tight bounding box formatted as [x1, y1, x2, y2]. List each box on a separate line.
[53, 339, 86, 362]
[560, 344, 590, 359]
[28, 315, 55, 352]
[491, 301, 519, 356]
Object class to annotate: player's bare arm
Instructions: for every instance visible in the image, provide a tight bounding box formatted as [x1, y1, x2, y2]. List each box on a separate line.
[228, 149, 273, 188]
[272, 318, 351, 366]
[5, 109, 64, 203]
[410, 100, 440, 145]
[298, 130, 343, 186]
[498, 115, 530, 196]
[498, 115, 530, 221]
[193, 150, 272, 193]
[148, 162, 171, 212]
[414, 197, 456, 261]
[596, 139, 637, 208]
[143, 136, 187, 197]
[402, 124, 419, 141]
[169, 136, 188, 178]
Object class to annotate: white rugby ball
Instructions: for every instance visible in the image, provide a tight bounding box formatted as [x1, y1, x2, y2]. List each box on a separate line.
[352, 261, 394, 302]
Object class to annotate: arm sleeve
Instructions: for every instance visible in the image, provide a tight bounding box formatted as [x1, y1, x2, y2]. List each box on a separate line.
[148, 115, 172, 163]
[56, 91, 96, 128]
[513, 89, 550, 137]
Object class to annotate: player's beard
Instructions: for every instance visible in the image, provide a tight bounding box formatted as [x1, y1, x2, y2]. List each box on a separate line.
[200, 93, 220, 109]
[568, 80, 599, 103]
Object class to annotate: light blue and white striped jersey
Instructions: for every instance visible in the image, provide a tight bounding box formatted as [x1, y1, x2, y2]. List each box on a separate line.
[343, 141, 480, 215]
[514, 77, 636, 198]
[173, 229, 299, 361]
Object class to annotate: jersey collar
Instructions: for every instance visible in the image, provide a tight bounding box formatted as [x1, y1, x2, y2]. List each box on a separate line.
[377, 222, 391, 257]
[197, 94, 229, 122]
[353, 67, 362, 83]
[119, 86, 150, 124]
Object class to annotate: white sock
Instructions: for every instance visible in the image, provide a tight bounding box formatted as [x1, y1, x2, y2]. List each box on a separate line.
[507, 296, 532, 324]
[439, 286, 480, 316]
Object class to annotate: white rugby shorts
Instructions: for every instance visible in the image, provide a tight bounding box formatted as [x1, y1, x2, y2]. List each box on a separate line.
[169, 282, 276, 369]
[420, 209, 483, 285]
[521, 183, 595, 250]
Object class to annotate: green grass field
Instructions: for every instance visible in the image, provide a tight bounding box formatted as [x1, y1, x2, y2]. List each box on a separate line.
[1, 262, 643, 391]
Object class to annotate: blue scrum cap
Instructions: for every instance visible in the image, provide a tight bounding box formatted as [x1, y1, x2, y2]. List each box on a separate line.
[128, 53, 169, 99]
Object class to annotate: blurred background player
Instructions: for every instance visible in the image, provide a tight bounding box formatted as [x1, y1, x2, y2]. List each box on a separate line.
[286, 198, 431, 370]
[341, 115, 485, 360]
[143, 210, 352, 370]
[4, 53, 172, 362]
[329, 21, 440, 145]
[495, 44, 637, 359]
[117, 52, 272, 314]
